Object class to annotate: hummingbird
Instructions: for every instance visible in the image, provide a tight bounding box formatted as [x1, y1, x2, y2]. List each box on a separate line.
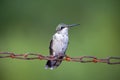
[45, 23, 80, 70]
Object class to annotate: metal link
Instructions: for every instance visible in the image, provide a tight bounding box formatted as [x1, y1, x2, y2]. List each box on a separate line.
[107, 57, 120, 64]
[0, 52, 120, 64]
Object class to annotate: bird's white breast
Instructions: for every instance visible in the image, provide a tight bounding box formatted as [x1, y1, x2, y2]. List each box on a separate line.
[52, 33, 69, 56]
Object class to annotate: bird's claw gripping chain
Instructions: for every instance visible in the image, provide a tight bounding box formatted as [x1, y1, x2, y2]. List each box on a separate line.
[0, 52, 120, 64]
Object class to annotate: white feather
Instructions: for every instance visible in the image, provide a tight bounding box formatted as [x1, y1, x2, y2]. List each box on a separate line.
[52, 28, 69, 56]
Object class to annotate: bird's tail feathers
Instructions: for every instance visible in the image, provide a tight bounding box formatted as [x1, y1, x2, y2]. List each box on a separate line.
[45, 56, 64, 70]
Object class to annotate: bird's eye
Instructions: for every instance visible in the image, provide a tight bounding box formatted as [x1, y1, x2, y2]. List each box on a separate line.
[61, 27, 64, 30]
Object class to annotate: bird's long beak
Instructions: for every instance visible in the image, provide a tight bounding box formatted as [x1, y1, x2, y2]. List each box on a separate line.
[68, 24, 80, 27]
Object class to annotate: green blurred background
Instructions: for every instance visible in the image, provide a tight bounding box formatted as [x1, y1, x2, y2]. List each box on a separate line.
[0, 0, 120, 80]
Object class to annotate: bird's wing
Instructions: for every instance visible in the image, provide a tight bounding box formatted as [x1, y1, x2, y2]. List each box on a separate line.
[49, 39, 53, 55]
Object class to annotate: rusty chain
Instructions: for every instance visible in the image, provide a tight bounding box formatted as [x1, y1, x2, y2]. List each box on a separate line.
[0, 52, 120, 64]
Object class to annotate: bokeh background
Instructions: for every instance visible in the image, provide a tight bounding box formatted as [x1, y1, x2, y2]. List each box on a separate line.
[0, 0, 120, 80]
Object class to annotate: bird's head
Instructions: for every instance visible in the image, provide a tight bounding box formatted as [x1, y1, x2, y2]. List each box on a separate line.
[56, 23, 80, 34]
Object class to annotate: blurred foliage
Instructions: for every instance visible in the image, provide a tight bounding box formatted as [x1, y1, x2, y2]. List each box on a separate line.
[0, 0, 120, 80]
